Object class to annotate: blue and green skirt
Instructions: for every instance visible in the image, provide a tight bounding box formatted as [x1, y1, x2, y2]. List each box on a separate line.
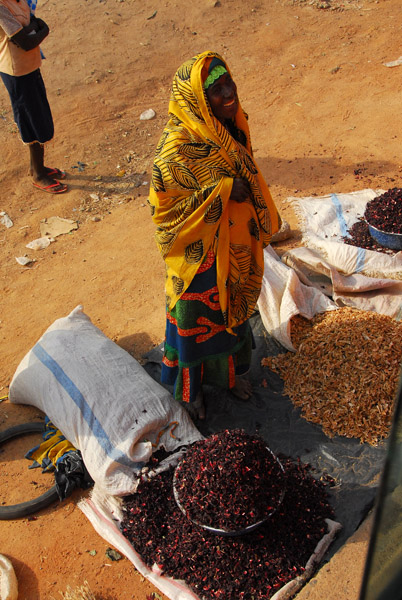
[161, 251, 253, 404]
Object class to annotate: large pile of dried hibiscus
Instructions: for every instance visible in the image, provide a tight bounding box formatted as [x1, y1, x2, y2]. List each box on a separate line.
[120, 429, 335, 600]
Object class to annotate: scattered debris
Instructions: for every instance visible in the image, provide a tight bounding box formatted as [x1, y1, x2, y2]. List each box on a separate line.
[290, 0, 361, 10]
[58, 581, 97, 600]
[15, 256, 36, 266]
[383, 56, 402, 68]
[105, 548, 122, 562]
[0, 211, 13, 228]
[77, 182, 141, 220]
[71, 161, 87, 172]
[40, 216, 78, 238]
[140, 108, 156, 121]
[25, 236, 54, 250]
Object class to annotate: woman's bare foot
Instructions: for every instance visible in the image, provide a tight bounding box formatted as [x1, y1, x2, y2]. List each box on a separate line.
[186, 390, 206, 420]
[231, 376, 253, 400]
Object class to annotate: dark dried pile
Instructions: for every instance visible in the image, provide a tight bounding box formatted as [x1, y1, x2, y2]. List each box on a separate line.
[342, 189, 402, 253]
[174, 429, 284, 531]
[121, 445, 334, 600]
[364, 188, 402, 234]
[342, 220, 395, 254]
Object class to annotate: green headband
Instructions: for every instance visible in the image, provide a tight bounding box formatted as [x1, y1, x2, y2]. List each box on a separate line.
[203, 65, 227, 90]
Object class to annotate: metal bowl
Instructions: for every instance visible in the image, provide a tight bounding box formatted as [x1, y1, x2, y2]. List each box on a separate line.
[172, 447, 286, 537]
[367, 222, 402, 251]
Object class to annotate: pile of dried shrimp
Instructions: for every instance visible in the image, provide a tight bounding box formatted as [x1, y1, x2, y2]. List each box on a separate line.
[261, 307, 402, 445]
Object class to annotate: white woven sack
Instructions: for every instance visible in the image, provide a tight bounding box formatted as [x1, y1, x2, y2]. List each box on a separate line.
[293, 188, 402, 280]
[9, 306, 203, 495]
[258, 246, 337, 351]
[0, 555, 18, 600]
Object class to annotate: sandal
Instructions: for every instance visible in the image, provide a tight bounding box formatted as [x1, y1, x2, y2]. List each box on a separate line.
[33, 180, 68, 194]
[46, 167, 66, 180]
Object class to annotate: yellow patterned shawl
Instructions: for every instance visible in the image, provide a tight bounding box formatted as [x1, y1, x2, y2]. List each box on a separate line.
[149, 50, 280, 331]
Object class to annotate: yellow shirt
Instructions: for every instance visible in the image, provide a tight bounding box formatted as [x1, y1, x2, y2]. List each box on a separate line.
[0, 0, 41, 76]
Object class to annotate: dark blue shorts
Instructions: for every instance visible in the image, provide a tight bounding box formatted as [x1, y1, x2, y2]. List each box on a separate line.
[0, 69, 54, 144]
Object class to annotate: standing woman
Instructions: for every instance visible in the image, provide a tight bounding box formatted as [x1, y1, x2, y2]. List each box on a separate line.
[149, 51, 281, 420]
[0, 0, 67, 193]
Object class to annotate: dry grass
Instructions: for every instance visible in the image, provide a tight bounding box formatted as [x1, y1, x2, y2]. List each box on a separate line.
[57, 582, 97, 600]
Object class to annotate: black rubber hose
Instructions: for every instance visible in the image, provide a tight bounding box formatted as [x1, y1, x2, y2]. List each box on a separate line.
[0, 422, 59, 520]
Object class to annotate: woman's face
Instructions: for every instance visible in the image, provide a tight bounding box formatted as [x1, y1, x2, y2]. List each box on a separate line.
[206, 72, 238, 123]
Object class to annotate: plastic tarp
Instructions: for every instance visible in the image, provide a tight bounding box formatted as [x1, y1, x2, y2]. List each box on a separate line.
[257, 190, 402, 352]
[283, 189, 402, 317]
[257, 245, 337, 351]
[292, 188, 402, 280]
[143, 312, 387, 562]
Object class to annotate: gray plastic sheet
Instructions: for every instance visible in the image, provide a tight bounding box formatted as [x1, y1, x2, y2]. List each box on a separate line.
[143, 311, 387, 558]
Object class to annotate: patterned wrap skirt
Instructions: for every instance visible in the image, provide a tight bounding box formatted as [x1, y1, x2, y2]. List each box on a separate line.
[161, 250, 253, 404]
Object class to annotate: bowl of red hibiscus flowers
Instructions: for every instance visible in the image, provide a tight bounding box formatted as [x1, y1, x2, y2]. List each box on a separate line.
[365, 188, 402, 251]
[173, 429, 286, 537]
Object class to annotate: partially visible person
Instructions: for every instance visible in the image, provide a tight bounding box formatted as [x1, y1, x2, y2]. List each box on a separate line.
[149, 51, 281, 420]
[0, 0, 67, 193]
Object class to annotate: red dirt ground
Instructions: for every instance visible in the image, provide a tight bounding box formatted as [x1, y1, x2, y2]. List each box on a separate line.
[1, 0, 401, 598]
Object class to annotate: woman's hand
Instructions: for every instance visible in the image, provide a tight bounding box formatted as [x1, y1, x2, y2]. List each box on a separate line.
[230, 178, 250, 203]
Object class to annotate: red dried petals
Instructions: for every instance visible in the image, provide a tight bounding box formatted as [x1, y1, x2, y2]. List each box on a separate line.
[120, 431, 335, 600]
[342, 188, 402, 253]
[364, 188, 402, 234]
[342, 219, 395, 254]
[174, 429, 284, 531]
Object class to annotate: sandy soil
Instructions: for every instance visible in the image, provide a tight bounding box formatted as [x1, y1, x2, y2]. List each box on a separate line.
[0, 0, 401, 597]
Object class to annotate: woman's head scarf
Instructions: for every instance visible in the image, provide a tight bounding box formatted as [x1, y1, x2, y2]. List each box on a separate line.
[149, 50, 280, 331]
[203, 57, 227, 90]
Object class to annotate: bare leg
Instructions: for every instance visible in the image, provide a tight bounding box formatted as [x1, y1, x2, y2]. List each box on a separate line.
[186, 389, 206, 421]
[29, 142, 47, 181]
[231, 376, 253, 400]
[29, 142, 67, 191]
